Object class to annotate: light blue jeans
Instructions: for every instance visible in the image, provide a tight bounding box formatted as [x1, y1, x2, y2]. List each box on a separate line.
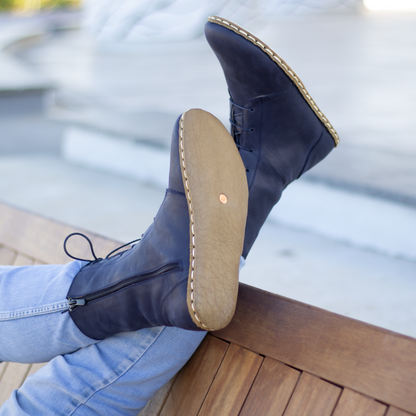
[0, 261, 207, 415]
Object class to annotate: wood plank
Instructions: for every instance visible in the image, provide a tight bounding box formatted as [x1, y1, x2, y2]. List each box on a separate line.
[239, 357, 300, 416]
[386, 407, 415, 416]
[0, 246, 16, 265]
[0, 202, 68, 264]
[13, 254, 34, 266]
[139, 375, 178, 416]
[213, 284, 416, 414]
[0, 362, 31, 406]
[283, 372, 341, 416]
[159, 335, 229, 416]
[0, 202, 121, 264]
[0, 362, 8, 381]
[332, 388, 386, 416]
[197, 343, 263, 416]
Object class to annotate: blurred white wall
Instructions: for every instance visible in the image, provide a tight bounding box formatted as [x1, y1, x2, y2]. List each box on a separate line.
[82, 0, 361, 42]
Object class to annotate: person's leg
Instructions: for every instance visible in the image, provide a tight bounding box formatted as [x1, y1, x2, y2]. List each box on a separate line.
[0, 262, 98, 363]
[0, 257, 246, 414]
[0, 326, 206, 415]
[0, 266, 203, 414]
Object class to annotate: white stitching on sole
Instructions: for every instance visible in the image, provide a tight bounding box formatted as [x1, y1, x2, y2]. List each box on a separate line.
[208, 16, 340, 147]
[179, 114, 211, 331]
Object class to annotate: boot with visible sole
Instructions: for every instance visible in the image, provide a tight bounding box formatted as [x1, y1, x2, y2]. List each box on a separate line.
[66, 109, 248, 339]
[205, 16, 338, 258]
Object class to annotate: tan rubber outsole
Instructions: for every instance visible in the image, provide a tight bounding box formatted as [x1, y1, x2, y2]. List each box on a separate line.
[179, 109, 248, 331]
[208, 16, 339, 147]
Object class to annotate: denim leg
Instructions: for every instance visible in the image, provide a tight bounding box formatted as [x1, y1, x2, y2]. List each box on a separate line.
[1, 327, 206, 415]
[0, 257, 245, 413]
[0, 262, 97, 363]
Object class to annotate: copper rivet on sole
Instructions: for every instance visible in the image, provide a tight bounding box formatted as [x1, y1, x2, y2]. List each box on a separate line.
[219, 194, 228, 204]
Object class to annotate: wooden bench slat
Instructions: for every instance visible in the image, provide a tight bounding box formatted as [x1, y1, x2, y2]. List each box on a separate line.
[0, 202, 69, 264]
[160, 335, 228, 416]
[0, 362, 8, 381]
[13, 254, 34, 266]
[283, 372, 341, 416]
[332, 389, 387, 416]
[239, 356, 300, 416]
[0, 202, 120, 265]
[197, 343, 263, 416]
[0, 246, 17, 265]
[139, 375, 178, 416]
[387, 407, 415, 416]
[0, 363, 31, 406]
[213, 284, 416, 414]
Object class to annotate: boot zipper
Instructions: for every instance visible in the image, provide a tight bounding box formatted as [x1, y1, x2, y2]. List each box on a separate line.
[67, 262, 181, 312]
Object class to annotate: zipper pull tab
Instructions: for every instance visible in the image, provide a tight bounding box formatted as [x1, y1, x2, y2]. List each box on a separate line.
[68, 298, 86, 311]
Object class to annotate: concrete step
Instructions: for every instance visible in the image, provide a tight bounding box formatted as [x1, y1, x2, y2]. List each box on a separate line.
[0, 12, 80, 114]
[0, 22, 53, 114]
[59, 109, 173, 189]
[57, 108, 176, 149]
[16, 14, 416, 209]
[0, 54, 53, 114]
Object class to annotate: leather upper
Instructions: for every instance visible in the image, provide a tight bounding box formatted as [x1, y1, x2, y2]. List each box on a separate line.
[67, 116, 199, 339]
[205, 21, 335, 258]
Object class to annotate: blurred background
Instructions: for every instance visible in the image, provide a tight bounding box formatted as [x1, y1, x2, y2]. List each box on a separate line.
[0, 0, 415, 336]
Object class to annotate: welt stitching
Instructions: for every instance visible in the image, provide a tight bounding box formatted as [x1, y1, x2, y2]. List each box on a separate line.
[178, 114, 210, 331]
[208, 16, 339, 146]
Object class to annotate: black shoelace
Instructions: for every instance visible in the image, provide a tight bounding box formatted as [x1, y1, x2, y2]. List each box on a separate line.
[63, 232, 141, 264]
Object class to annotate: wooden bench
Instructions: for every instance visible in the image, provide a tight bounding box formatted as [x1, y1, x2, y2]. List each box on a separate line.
[0, 200, 415, 416]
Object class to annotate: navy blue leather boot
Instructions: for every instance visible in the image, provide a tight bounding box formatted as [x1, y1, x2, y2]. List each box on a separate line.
[205, 17, 339, 258]
[66, 109, 248, 340]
